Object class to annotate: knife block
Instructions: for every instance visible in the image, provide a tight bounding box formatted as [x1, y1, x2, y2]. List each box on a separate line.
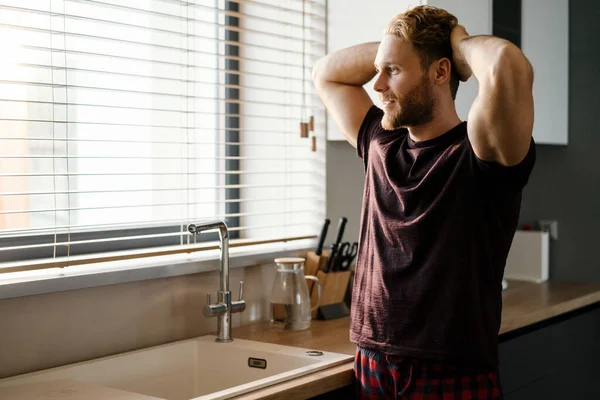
[304, 250, 329, 293]
[310, 269, 352, 319]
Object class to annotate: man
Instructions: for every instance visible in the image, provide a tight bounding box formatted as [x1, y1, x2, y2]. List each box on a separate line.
[312, 5, 535, 400]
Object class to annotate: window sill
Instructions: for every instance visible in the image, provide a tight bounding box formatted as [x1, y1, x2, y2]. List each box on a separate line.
[0, 239, 316, 300]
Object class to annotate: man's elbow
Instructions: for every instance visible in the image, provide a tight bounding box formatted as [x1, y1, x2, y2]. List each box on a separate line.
[493, 44, 534, 88]
[523, 58, 534, 86]
[513, 48, 534, 87]
[312, 56, 327, 86]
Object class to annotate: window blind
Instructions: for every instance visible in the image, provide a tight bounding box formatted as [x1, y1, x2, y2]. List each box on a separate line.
[0, 0, 327, 273]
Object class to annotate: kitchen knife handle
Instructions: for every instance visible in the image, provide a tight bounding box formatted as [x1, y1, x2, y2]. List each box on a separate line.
[333, 217, 348, 246]
[315, 218, 330, 256]
[323, 243, 337, 273]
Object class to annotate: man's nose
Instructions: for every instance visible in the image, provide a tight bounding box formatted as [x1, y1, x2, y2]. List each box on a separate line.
[373, 72, 386, 93]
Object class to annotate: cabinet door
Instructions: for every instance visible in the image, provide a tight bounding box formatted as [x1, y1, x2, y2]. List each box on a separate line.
[326, 0, 420, 141]
[499, 307, 600, 398]
[522, 0, 569, 145]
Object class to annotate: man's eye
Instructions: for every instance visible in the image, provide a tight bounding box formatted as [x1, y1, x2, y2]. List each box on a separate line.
[388, 67, 398, 74]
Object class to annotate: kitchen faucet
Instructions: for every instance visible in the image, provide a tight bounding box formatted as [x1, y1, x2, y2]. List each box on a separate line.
[187, 220, 246, 342]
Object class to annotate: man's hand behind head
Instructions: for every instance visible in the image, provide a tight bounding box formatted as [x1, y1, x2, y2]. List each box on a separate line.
[450, 24, 473, 82]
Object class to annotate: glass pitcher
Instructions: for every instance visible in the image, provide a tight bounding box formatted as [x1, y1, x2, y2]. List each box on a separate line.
[270, 257, 322, 330]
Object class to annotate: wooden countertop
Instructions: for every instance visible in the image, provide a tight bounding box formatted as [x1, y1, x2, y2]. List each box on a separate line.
[0, 379, 162, 400]
[232, 280, 600, 399]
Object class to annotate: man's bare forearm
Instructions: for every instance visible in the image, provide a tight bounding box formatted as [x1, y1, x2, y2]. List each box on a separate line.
[457, 35, 533, 86]
[312, 42, 379, 87]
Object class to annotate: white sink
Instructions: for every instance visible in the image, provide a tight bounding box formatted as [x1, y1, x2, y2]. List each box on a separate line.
[0, 335, 353, 400]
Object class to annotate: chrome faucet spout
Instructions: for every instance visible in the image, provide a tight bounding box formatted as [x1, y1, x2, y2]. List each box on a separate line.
[188, 220, 229, 292]
[187, 220, 245, 342]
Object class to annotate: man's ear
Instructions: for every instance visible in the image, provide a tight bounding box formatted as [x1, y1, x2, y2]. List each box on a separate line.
[432, 58, 452, 86]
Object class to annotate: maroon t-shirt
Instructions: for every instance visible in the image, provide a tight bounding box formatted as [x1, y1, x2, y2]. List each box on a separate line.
[350, 106, 536, 368]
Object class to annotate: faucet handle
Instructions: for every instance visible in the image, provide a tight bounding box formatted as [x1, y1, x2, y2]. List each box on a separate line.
[204, 292, 227, 318]
[238, 281, 244, 301]
[231, 281, 246, 314]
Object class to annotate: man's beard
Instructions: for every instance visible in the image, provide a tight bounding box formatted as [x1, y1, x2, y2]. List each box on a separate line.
[381, 74, 435, 130]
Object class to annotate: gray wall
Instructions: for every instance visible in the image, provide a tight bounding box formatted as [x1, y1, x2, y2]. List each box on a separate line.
[325, 141, 364, 245]
[325, 0, 600, 282]
[519, 0, 600, 282]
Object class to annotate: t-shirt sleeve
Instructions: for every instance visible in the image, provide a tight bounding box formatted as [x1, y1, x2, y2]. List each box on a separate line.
[357, 105, 384, 162]
[469, 136, 537, 192]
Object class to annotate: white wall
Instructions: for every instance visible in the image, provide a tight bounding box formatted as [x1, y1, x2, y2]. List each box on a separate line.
[326, 0, 422, 141]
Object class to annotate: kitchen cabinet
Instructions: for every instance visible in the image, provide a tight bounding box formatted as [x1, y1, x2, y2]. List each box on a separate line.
[309, 385, 354, 399]
[520, 0, 569, 145]
[325, 0, 568, 145]
[499, 305, 600, 399]
[309, 305, 600, 399]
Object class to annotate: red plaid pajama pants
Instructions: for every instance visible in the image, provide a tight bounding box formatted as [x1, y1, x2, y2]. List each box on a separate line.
[354, 346, 503, 399]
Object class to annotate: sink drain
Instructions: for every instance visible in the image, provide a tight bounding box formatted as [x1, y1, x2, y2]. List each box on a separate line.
[305, 350, 324, 356]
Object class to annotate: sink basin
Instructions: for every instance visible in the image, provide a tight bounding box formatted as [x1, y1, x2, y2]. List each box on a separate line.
[0, 335, 353, 399]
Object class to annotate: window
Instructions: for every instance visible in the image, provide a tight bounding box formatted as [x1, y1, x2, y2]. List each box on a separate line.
[0, 0, 326, 273]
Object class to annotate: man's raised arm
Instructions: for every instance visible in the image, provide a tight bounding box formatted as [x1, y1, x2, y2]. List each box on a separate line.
[312, 43, 379, 148]
[451, 25, 534, 166]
